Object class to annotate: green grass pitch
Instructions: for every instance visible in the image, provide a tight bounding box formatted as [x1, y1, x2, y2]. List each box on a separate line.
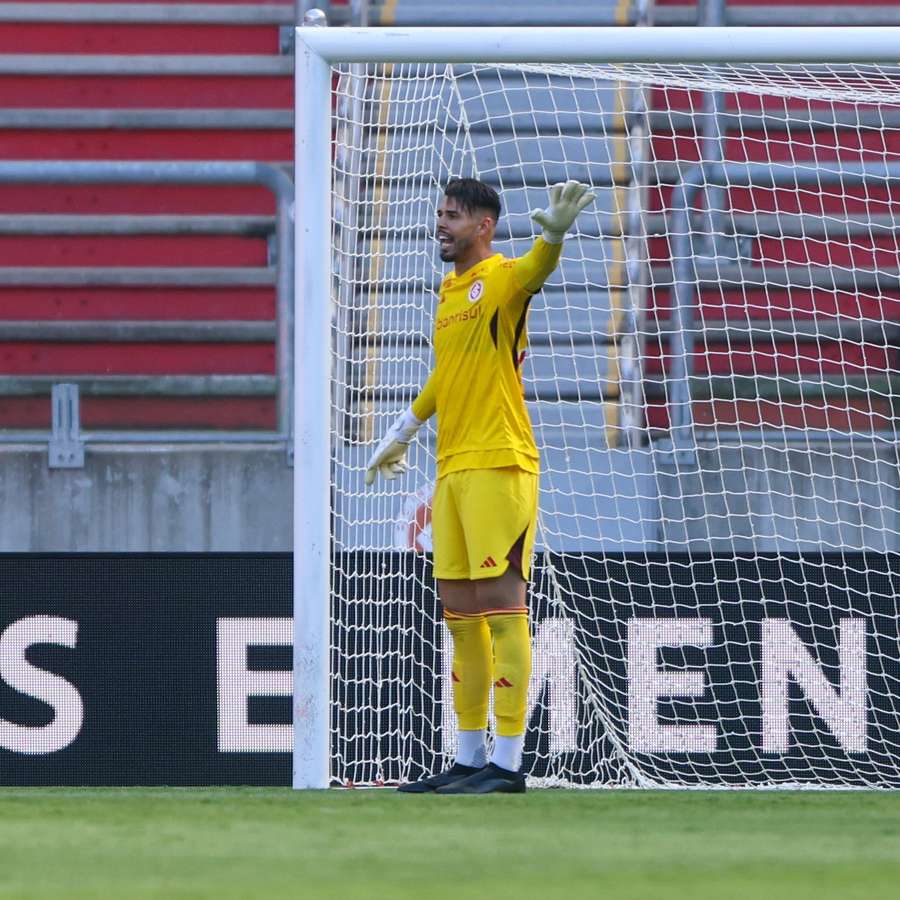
[1, 788, 898, 899]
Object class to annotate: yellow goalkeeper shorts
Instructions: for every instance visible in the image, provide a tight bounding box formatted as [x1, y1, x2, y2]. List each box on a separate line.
[431, 466, 539, 582]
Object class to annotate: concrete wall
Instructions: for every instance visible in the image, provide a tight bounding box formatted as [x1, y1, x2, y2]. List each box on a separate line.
[335, 438, 900, 554]
[655, 442, 900, 552]
[2, 440, 897, 553]
[0, 444, 292, 551]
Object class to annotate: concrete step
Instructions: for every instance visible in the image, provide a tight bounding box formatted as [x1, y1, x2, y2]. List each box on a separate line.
[0, 74, 292, 109]
[0, 22, 280, 54]
[0, 129, 291, 161]
[0, 234, 266, 266]
[0, 342, 273, 376]
[0, 394, 276, 430]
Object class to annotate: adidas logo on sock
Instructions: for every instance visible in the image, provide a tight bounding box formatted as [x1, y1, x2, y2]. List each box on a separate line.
[494, 677, 513, 688]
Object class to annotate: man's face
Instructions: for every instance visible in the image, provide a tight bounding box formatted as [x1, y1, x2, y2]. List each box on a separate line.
[435, 195, 492, 262]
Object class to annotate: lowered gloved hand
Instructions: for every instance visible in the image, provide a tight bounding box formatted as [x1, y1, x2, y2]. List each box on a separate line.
[364, 408, 424, 485]
[530, 180, 596, 244]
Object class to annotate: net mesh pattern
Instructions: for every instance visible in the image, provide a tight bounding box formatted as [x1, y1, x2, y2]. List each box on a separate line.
[326, 61, 900, 788]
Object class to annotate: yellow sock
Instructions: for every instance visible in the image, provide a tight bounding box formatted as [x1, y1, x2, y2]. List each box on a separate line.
[485, 608, 531, 737]
[444, 611, 492, 731]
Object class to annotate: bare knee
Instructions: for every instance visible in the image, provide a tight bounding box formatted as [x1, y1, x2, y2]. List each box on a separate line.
[474, 568, 527, 611]
[439, 570, 526, 614]
[438, 578, 479, 615]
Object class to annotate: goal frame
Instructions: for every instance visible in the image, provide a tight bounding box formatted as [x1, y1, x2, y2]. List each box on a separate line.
[292, 25, 900, 789]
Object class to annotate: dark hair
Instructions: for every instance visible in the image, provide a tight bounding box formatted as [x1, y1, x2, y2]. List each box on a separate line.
[443, 178, 501, 221]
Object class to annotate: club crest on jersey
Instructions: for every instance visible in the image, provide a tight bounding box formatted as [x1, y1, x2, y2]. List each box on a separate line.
[468, 279, 485, 303]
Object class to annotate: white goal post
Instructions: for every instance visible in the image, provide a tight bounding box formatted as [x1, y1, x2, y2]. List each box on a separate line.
[293, 28, 900, 788]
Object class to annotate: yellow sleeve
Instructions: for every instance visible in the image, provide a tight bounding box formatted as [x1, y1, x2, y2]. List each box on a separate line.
[511, 237, 563, 295]
[411, 370, 437, 421]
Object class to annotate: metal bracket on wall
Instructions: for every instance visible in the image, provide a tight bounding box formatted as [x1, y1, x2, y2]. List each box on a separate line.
[653, 438, 697, 469]
[49, 383, 85, 469]
[279, 25, 295, 55]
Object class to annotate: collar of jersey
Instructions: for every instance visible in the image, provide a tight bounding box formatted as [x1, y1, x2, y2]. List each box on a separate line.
[443, 253, 502, 287]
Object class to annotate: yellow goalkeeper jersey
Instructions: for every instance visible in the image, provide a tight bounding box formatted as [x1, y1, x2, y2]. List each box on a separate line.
[411, 237, 562, 477]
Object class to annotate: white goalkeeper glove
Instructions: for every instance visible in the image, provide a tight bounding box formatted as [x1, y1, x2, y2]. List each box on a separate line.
[530, 180, 596, 244]
[364, 408, 424, 486]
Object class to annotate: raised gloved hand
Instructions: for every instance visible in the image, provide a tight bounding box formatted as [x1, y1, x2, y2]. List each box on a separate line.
[530, 180, 596, 244]
[364, 408, 424, 485]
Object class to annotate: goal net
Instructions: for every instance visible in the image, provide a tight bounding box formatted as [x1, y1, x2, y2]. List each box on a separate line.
[321, 53, 900, 788]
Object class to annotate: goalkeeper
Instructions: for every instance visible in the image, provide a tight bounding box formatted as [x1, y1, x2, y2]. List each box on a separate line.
[366, 177, 594, 794]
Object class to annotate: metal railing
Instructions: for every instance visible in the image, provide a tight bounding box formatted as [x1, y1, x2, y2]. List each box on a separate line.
[0, 110, 293, 129]
[367, 1, 900, 27]
[0, 3, 295, 23]
[0, 55, 293, 76]
[0, 1, 355, 27]
[0, 161, 294, 450]
[655, 4, 900, 27]
[368, 1, 633, 26]
[660, 160, 900, 461]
